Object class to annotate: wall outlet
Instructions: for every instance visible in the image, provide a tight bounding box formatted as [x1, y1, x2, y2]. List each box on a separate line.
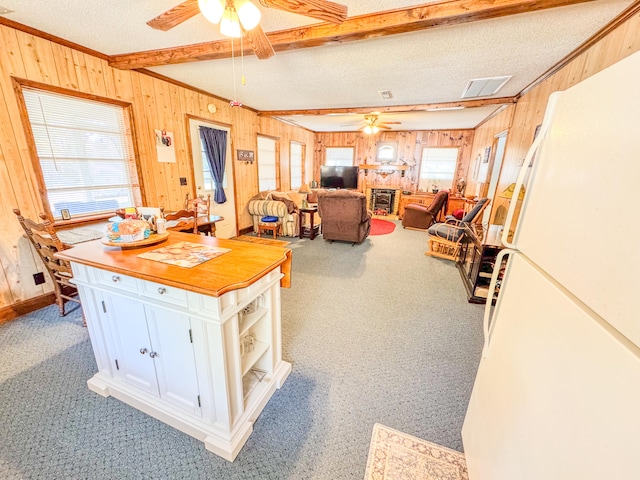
[33, 272, 45, 285]
[180, 177, 187, 186]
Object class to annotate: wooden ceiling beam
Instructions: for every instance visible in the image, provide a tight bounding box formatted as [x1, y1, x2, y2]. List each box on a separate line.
[257, 97, 517, 117]
[109, 0, 594, 69]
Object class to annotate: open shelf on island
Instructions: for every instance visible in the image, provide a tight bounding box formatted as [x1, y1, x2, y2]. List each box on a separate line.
[241, 340, 269, 377]
[242, 368, 267, 401]
[239, 306, 268, 337]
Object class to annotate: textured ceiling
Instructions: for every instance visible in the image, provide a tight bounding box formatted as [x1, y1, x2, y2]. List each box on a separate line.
[0, 0, 634, 131]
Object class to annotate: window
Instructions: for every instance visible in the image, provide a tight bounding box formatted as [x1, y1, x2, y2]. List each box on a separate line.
[418, 147, 459, 192]
[325, 147, 354, 166]
[376, 142, 397, 164]
[290, 141, 304, 189]
[257, 136, 278, 191]
[21, 87, 140, 220]
[201, 138, 216, 192]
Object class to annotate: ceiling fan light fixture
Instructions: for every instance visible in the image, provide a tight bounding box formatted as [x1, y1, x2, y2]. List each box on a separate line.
[363, 125, 373, 134]
[235, 0, 261, 30]
[198, 0, 225, 25]
[220, 6, 242, 38]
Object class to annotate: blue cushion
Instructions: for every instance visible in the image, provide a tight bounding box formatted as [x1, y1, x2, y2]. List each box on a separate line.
[428, 223, 464, 242]
[461, 198, 488, 222]
[261, 216, 278, 222]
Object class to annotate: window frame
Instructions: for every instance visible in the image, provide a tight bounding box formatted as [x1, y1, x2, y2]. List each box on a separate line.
[14, 79, 144, 226]
[257, 135, 279, 192]
[290, 141, 305, 190]
[418, 147, 460, 193]
[324, 146, 354, 167]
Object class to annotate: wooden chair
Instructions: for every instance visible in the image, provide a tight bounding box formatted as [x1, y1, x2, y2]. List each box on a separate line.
[186, 194, 216, 236]
[425, 198, 491, 261]
[185, 193, 211, 217]
[164, 209, 197, 234]
[13, 209, 81, 317]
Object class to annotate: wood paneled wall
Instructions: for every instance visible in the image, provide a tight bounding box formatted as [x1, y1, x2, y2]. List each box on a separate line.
[314, 130, 475, 192]
[468, 7, 640, 228]
[0, 23, 312, 311]
[2, 6, 639, 313]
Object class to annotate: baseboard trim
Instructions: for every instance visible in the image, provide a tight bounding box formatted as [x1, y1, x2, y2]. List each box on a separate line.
[0, 293, 55, 323]
[238, 226, 254, 236]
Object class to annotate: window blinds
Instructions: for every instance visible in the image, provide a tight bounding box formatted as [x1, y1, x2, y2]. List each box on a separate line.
[22, 88, 140, 219]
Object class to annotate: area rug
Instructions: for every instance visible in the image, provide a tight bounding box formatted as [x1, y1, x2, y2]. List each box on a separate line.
[364, 424, 468, 480]
[233, 235, 290, 247]
[370, 218, 396, 236]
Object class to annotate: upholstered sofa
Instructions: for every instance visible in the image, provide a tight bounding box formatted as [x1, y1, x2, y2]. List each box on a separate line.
[317, 190, 371, 244]
[247, 190, 323, 237]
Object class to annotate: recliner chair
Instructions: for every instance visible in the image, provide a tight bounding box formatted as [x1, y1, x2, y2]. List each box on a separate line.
[317, 190, 372, 244]
[401, 190, 449, 230]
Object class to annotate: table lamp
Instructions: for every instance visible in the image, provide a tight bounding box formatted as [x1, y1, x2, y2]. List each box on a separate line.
[498, 183, 525, 200]
[299, 183, 311, 208]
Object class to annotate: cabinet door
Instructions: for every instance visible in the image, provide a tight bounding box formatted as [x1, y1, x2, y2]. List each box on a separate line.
[146, 306, 202, 416]
[103, 294, 159, 397]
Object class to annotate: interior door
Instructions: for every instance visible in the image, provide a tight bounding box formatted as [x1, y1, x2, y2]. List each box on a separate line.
[482, 131, 507, 225]
[189, 119, 237, 238]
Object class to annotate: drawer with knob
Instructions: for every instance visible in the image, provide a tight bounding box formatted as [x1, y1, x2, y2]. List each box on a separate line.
[139, 279, 188, 308]
[94, 269, 138, 293]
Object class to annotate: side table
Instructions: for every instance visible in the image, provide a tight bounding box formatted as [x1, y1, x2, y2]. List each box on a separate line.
[298, 206, 319, 240]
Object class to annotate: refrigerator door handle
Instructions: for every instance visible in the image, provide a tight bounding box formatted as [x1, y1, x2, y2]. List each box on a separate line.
[501, 92, 562, 249]
[482, 248, 517, 358]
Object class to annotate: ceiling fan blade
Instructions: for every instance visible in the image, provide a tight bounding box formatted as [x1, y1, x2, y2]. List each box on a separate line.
[379, 122, 402, 126]
[244, 25, 276, 59]
[147, 0, 200, 31]
[260, 0, 348, 24]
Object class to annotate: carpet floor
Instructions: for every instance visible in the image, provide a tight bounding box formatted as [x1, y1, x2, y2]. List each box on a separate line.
[0, 221, 484, 479]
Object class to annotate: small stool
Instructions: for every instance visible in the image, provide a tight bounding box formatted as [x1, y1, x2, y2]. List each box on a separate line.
[258, 221, 280, 239]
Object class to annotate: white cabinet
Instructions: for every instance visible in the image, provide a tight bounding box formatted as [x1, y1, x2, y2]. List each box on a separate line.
[71, 263, 291, 462]
[101, 292, 201, 415]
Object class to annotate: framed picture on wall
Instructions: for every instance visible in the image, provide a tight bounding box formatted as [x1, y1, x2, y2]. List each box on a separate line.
[237, 149, 255, 163]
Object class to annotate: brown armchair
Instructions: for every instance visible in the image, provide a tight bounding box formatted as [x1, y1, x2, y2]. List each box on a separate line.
[402, 191, 449, 230]
[317, 190, 372, 244]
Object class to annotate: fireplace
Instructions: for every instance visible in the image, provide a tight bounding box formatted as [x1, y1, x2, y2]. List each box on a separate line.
[370, 188, 397, 215]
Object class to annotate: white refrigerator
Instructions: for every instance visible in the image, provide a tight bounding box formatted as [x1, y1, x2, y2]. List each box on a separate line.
[461, 50, 640, 479]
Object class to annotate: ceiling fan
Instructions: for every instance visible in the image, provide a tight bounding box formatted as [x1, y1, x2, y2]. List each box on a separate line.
[147, 0, 348, 60]
[342, 113, 401, 134]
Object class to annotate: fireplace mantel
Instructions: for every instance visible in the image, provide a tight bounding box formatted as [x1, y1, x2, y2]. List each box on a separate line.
[360, 164, 409, 178]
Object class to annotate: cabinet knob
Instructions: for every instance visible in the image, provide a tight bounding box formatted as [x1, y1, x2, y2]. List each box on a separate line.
[139, 348, 148, 355]
[149, 351, 158, 358]
[112, 275, 120, 282]
[157, 287, 167, 295]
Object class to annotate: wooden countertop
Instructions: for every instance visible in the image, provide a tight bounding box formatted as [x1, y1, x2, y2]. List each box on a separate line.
[56, 232, 291, 297]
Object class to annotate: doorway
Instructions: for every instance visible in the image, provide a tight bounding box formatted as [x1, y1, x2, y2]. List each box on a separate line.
[188, 118, 237, 238]
[483, 131, 508, 226]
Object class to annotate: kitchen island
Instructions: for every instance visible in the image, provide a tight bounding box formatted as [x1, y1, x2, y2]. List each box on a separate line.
[56, 232, 292, 461]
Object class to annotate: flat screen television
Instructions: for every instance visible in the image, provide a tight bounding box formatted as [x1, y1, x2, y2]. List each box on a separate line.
[320, 166, 359, 189]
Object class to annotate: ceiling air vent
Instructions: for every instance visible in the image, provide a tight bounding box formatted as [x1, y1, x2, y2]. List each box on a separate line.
[378, 90, 393, 100]
[461, 76, 511, 98]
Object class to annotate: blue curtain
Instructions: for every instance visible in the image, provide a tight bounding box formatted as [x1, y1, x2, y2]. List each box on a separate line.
[199, 126, 227, 204]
